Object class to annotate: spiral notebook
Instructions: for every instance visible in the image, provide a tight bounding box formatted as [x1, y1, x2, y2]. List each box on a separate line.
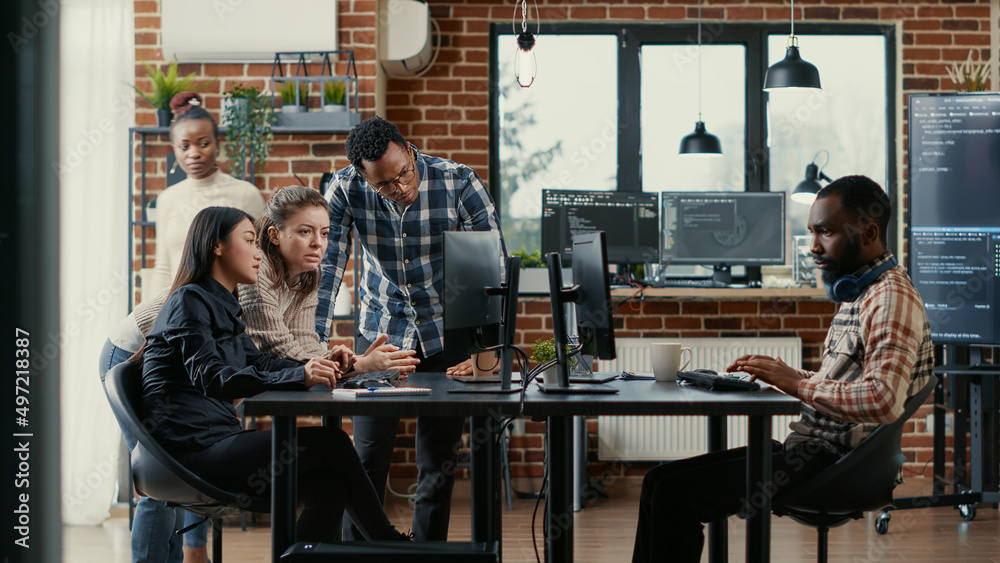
[332, 386, 432, 397]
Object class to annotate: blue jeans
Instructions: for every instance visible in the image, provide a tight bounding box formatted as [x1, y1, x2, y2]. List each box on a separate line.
[100, 339, 207, 561]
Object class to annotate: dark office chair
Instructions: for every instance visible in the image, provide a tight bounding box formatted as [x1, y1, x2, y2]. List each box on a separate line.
[102, 360, 269, 563]
[772, 374, 937, 563]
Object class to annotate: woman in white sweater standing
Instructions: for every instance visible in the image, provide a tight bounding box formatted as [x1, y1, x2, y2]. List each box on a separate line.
[240, 186, 419, 374]
[147, 92, 265, 297]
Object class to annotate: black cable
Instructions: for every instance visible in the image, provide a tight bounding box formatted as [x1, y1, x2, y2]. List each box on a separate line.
[611, 287, 644, 313]
[531, 449, 548, 563]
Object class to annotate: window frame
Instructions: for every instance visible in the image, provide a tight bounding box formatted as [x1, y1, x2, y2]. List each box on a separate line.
[489, 22, 897, 252]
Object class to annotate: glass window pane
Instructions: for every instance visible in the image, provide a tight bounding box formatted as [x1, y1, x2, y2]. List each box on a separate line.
[497, 34, 618, 255]
[641, 44, 746, 192]
[767, 35, 888, 242]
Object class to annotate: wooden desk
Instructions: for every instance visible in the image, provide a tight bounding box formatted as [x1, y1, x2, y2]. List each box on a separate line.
[610, 286, 828, 299]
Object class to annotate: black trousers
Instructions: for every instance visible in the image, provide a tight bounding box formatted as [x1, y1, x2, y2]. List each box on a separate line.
[343, 336, 465, 541]
[175, 426, 399, 543]
[632, 441, 840, 563]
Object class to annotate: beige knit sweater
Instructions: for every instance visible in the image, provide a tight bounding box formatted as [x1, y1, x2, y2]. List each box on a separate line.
[149, 169, 265, 296]
[238, 258, 327, 361]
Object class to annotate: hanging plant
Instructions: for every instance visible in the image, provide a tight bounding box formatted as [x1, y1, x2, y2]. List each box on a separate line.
[222, 83, 275, 180]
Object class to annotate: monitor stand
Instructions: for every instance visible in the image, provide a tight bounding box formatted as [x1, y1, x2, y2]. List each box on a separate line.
[537, 382, 618, 394]
[447, 347, 525, 394]
[965, 347, 999, 371]
[712, 264, 732, 285]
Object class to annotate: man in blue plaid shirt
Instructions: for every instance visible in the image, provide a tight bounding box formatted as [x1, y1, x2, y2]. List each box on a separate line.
[315, 117, 505, 541]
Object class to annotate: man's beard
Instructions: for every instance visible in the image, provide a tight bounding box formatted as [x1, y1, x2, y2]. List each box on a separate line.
[820, 240, 863, 287]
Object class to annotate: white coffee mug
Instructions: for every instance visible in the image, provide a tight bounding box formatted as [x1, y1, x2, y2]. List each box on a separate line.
[651, 343, 693, 382]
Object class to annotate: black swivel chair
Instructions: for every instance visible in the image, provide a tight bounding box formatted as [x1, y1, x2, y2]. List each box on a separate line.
[772, 374, 937, 563]
[102, 360, 269, 563]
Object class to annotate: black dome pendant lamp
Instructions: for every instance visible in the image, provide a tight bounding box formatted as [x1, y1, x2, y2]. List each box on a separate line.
[679, 0, 722, 156]
[764, 0, 821, 91]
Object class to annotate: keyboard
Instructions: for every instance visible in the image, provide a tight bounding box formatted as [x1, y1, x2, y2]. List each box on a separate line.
[646, 278, 729, 289]
[676, 370, 761, 391]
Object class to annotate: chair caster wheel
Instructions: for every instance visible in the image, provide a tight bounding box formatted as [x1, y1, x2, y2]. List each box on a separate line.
[959, 503, 976, 521]
[874, 512, 890, 535]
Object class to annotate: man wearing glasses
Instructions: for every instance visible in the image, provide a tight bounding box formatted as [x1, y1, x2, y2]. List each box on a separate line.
[315, 116, 505, 541]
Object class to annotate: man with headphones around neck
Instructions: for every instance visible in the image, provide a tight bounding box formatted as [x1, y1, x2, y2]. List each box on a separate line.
[632, 175, 934, 563]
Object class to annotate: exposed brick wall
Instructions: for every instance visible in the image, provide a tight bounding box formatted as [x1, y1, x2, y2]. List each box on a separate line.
[133, 0, 990, 479]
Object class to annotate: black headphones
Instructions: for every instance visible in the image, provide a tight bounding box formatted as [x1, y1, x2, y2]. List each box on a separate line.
[827, 256, 898, 303]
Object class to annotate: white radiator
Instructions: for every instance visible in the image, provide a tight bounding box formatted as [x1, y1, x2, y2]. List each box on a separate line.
[597, 337, 802, 461]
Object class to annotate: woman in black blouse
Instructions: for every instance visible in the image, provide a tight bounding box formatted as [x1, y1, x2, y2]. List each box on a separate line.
[138, 206, 406, 543]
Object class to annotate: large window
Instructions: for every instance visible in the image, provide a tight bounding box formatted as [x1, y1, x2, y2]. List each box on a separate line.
[496, 34, 618, 254]
[641, 44, 746, 192]
[491, 24, 894, 263]
[766, 35, 888, 240]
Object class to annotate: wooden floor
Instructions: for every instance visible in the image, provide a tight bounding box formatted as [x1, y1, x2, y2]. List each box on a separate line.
[63, 475, 1000, 562]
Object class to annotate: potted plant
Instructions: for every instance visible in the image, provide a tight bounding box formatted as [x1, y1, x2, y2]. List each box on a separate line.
[222, 83, 275, 181]
[323, 80, 346, 112]
[530, 338, 577, 381]
[511, 248, 545, 268]
[278, 81, 307, 113]
[511, 248, 566, 293]
[131, 59, 209, 127]
[947, 52, 989, 92]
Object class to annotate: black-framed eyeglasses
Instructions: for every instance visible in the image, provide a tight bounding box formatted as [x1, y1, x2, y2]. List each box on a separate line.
[371, 150, 416, 196]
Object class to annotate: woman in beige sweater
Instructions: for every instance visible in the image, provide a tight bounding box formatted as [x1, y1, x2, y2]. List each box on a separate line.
[239, 186, 419, 374]
[147, 93, 265, 297]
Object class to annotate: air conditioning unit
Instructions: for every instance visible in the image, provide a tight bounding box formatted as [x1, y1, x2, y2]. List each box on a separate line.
[379, 0, 434, 77]
[162, 0, 337, 63]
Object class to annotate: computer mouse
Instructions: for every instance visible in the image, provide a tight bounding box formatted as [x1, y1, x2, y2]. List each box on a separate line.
[340, 378, 363, 389]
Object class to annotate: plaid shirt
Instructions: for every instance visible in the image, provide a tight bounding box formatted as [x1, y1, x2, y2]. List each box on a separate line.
[785, 253, 934, 453]
[315, 145, 504, 358]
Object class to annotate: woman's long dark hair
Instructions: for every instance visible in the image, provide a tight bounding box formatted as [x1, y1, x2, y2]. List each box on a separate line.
[256, 186, 328, 293]
[131, 206, 253, 363]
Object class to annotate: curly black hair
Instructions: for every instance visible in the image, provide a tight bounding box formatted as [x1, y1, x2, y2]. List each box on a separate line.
[817, 175, 892, 245]
[346, 116, 407, 171]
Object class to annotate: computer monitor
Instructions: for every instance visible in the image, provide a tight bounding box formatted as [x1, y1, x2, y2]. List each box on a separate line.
[660, 191, 786, 284]
[908, 92, 1000, 351]
[543, 232, 618, 394]
[442, 231, 503, 360]
[442, 230, 523, 390]
[572, 232, 616, 360]
[541, 189, 660, 266]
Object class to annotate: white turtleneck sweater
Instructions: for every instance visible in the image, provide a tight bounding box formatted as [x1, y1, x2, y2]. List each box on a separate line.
[148, 168, 264, 296]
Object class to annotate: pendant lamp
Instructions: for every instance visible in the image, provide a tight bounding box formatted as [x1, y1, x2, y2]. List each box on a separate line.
[679, 0, 722, 156]
[791, 150, 833, 205]
[514, 0, 538, 88]
[764, 0, 821, 91]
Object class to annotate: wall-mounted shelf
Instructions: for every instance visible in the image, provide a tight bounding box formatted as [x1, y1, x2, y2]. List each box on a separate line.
[271, 50, 361, 130]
